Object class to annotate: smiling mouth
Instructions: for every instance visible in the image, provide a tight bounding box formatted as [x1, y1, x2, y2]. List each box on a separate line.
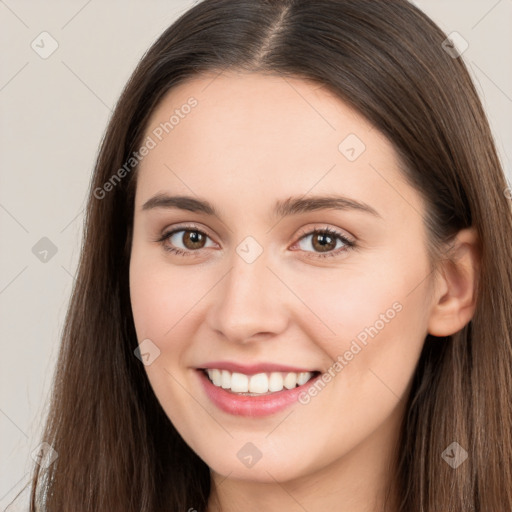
[200, 368, 321, 396]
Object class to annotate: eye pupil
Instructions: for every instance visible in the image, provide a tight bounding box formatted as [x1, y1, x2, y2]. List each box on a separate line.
[184, 230, 206, 249]
[313, 232, 336, 252]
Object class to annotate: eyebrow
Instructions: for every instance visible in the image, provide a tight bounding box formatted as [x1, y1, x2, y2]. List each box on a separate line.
[141, 193, 381, 219]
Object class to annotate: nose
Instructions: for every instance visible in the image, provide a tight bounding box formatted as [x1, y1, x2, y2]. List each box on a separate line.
[206, 246, 290, 344]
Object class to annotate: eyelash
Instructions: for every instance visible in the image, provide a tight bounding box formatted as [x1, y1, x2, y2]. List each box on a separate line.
[155, 224, 356, 259]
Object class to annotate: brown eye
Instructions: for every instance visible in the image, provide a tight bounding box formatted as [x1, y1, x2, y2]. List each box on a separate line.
[310, 232, 337, 252]
[295, 227, 355, 259]
[181, 230, 207, 249]
[159, 226, 216, 256]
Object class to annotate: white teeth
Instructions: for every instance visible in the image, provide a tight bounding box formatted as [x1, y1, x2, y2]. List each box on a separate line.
[221, 370, 231, 389]
[283, 372, 297, 389]
[297, 372, 310, 386]
[248, 373, 268, 393]
[204, 369, 315, 394]
[268, 372, 284, 392]
[210, 369, 222, 386]
[231, 372, 249, 392]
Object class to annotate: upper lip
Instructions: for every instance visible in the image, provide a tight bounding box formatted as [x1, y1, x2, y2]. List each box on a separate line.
[197, 361, 319, 375]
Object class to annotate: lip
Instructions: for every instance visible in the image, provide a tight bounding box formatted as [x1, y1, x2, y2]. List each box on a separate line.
[198, 361, 317, 375]
[196, 368, 321, 417]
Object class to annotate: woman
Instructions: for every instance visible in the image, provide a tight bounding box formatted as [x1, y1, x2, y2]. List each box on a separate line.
[23, 0, 512, 510]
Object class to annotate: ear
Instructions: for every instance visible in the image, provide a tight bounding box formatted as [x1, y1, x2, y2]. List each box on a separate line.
[427, 227, 480, 337]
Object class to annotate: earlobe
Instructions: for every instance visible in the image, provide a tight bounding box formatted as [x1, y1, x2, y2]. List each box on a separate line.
[427, 227, 480, 337]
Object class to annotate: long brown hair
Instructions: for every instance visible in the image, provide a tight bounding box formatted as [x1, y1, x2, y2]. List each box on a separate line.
[25, 0, 512, 510]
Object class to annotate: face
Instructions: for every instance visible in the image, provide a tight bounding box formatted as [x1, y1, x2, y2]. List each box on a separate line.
[129, 71, 434, 484]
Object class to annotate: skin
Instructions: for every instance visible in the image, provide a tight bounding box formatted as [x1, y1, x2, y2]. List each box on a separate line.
[129, 71, 479, 512]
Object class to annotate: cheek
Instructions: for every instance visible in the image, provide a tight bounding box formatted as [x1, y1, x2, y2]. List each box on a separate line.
[291, 249, 431, 387]
[129, 251, 207, 342]
[129, 253, 214, 442]
[278, 255, 430, 463]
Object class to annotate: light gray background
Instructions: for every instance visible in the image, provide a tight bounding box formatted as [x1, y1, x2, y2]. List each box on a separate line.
[1, 0, 511, 507]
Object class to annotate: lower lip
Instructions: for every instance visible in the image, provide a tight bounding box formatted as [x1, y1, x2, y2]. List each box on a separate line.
[197, 370, 320, 417]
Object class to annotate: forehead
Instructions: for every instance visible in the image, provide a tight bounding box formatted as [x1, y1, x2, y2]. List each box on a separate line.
[135, 71, 420, 223]
[143, 70, 377, 155]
